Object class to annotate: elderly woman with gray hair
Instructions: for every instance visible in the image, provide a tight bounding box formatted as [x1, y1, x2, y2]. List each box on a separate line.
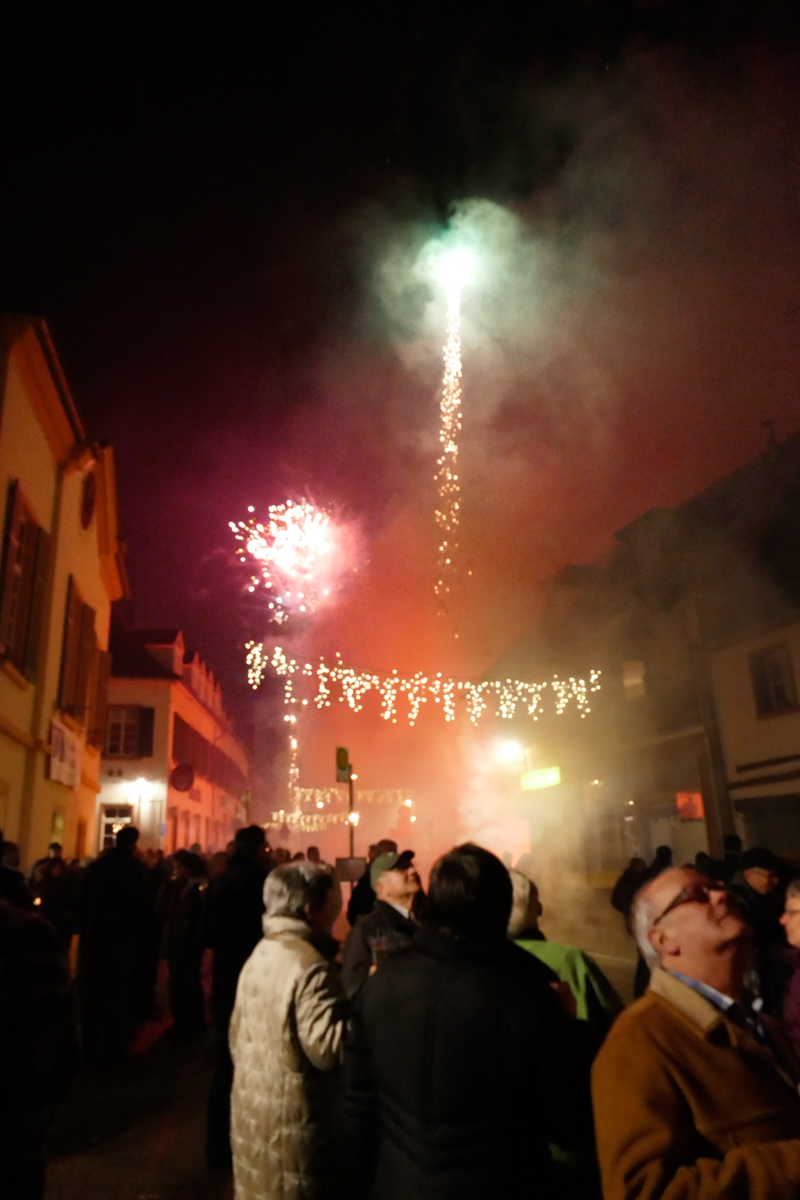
[229, 862, 347, 1200]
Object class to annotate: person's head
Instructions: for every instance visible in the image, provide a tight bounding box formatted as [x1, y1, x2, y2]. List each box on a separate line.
[1, 840, 20, 869]
[263, 862, 341, 934]
[307, 846, 320, 864]
[632, 867, 749, 985]
[233, 825, 267, 860]
[273, 847, 291, 864]
[292, 851, 305, 862]
[428, 843, 512, 943]
[174, 849, 204, 880]
[48, 842, 63, 858]
[208, 850, 228, 879]
[367, 843, 379, 863]
[723, 833, 742, 856]
[653, 845, 673, 869]
[780, 880, 800, 948]
[376, 838, 397, 857]
[116, 826, 139, 853]
[740, 847, 780, 894]
[630, 857, 646, 872]
[695, 851, 713, 874]
[371, 850, 420, 908]
[507, 870, 542, 938]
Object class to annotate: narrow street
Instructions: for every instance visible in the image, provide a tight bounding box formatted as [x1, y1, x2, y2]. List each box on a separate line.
[46, 1031, 232, 1200]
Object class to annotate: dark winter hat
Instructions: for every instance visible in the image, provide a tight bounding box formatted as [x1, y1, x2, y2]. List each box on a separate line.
[370, 849, 414, 888]
[740, 847, 779, 872]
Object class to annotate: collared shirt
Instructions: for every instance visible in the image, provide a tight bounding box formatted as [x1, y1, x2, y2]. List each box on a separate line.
[667, 969, 765, 1041]
[388, 901, 411, 920]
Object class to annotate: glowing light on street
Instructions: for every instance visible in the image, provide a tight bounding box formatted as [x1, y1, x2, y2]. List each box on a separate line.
[245, 643, 601, 725]
[230, 499, 347, 625]
[495, 739, 525, 764]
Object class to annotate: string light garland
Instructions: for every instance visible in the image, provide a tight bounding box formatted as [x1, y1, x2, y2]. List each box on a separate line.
[246, 643, 601, 724]
[265, 789, 416, 833]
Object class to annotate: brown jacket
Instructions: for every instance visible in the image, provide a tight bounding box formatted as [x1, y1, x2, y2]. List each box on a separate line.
[592, 967, 800, 1200]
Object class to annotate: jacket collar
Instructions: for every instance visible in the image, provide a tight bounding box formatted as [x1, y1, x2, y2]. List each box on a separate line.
[649, 967, 730, 1034]
[261, 914, 339, 961]
[649, 967, 800, 1092]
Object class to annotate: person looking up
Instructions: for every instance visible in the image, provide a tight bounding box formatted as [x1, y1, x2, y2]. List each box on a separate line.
[509, 869, 622, 1046]
[731, 846, 785, 1014]
[229, 862, 347, 1200]
[346, 838, 396, 926]
[340, 849, 420, 997]
[593, 866, 800, 1200]
[343, 843, 594, 1200]
[779, 879, 800, 1057]
[77, 825, 147, 1063]
[202, 823, 269, 1170]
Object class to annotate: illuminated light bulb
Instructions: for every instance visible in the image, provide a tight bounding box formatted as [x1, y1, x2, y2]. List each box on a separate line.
[410, 815, 417, 823]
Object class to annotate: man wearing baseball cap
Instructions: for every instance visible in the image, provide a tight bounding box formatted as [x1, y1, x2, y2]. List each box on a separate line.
[340, 849, 421, 997]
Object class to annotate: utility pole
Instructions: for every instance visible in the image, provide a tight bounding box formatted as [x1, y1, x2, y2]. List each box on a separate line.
[348, 765, 355, 857]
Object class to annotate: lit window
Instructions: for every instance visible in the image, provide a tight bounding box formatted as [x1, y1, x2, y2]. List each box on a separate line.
[750, 644, 799, 718]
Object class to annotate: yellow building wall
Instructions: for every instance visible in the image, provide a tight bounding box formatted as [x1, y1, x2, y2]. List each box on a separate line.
[0, 324, 124, 866]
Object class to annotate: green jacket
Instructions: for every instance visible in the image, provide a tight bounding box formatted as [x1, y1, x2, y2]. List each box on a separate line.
[515, 935, 623, 1044]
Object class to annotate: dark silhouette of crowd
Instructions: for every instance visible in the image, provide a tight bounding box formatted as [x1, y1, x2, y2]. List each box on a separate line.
[7, 818, 800, 1200]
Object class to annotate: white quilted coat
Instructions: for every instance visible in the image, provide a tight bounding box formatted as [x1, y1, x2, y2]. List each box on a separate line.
[229, 915, 347, 1200]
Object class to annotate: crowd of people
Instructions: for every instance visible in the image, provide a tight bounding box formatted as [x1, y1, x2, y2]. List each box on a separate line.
[6, 821, 800, 1200]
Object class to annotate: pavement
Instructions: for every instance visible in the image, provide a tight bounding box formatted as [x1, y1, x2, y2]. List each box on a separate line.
[45, 1024, 232, 1200]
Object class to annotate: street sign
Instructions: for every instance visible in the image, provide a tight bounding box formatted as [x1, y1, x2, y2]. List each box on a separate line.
[521, 765, 561, 791]
[336, 746, 351, 783]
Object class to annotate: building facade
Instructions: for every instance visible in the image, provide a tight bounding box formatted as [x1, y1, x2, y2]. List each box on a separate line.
[0, 317, 127, 866]
[97, 628, 250, 853]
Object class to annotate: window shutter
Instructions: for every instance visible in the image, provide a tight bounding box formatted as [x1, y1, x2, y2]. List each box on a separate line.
[137, 706, 155, 757]
[0, 480, 24, 657]
[88, 650, 112, 749]
[74, 603, 97, 718]
[58, 577, 83, 711]
[22, 526, 51, 681]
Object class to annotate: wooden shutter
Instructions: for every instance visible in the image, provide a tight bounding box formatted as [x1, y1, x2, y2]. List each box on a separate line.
[22, 526, 51, 681]
[73, 603, 97, 718]
[0, 481, 25, 659]
[88, 649, 112, 749]
[58, 577, 83, 711]
[137, 706, 155, 757]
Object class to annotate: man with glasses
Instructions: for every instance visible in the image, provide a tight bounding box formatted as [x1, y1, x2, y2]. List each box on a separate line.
[592, 866, 800, 1200]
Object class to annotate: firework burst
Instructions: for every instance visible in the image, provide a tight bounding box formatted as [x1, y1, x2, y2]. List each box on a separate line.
[230, 499, 346, 627]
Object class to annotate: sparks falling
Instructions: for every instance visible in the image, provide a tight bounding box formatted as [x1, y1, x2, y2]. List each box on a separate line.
[229, 500, 340, 625]
[434, 282, 463, 611]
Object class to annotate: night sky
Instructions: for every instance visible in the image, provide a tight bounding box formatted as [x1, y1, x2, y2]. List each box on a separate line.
[4, 3, 800, 832]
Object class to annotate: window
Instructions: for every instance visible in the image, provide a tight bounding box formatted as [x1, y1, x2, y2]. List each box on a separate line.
[172, 713, 246, 797]
[0, 480, 51, 679]
[106, 705, 155, 757]
[750, 644, 799, 718]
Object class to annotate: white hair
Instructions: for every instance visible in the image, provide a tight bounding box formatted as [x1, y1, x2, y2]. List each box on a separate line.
[263, 861, 334, 919]
[631, 877, 662, 969]
[507, 869, 538, 938]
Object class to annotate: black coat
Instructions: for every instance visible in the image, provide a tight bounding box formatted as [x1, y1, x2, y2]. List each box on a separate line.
[340, 901, 416, 998]
[342, 925, 594, 1200]
[202, 853, 267, 1027]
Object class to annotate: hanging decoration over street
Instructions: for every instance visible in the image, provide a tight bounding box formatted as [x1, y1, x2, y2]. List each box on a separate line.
[246, 643, 601, 725]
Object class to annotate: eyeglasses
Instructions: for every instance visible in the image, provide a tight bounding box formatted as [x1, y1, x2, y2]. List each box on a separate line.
[651, 881, 730, 927]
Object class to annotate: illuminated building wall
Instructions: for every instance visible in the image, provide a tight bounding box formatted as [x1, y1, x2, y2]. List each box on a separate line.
[0, 318, 127, 866]
[98, 627, 250, 853]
